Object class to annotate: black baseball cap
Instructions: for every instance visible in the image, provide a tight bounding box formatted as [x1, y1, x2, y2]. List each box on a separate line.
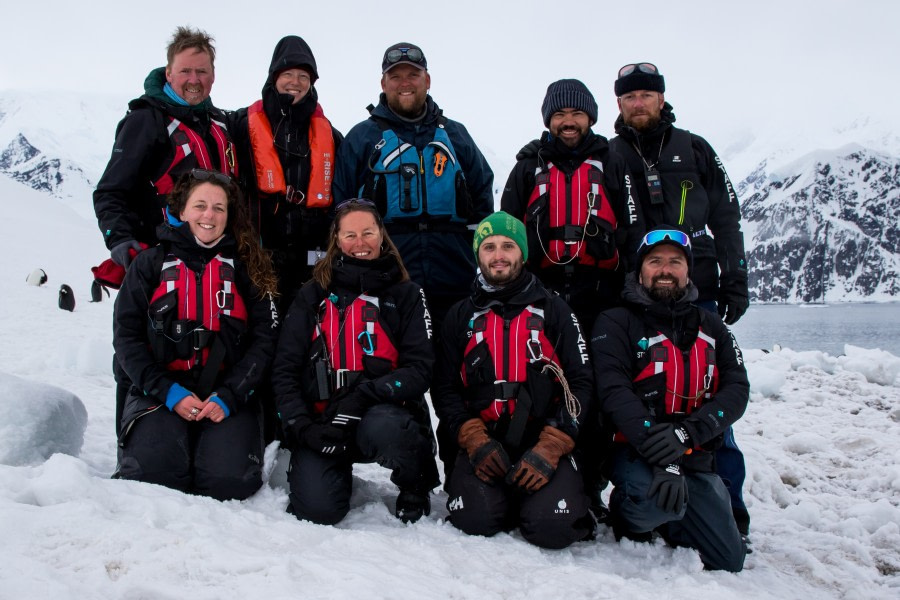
[381, 43, 427, 73]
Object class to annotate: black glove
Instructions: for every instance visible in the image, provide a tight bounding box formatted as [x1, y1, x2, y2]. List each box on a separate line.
[648, 464, 688, 513]
[303, 422, 351, 456]
[717, 276, 749, 325]
[639, 423, 691, 466]
[111, 240, 143, 268]
[515, 138, 541, 161]
[330, 392, 368, 429]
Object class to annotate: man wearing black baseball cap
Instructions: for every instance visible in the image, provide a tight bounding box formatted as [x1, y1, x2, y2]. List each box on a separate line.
[591, 227, 749, 571]
[609, 62, 752, 542]
[333, 42, 494, 332]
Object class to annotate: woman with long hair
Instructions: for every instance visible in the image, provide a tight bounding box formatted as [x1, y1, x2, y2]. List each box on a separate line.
[272, 199, 439, 524]
[113, 170, 279, 501]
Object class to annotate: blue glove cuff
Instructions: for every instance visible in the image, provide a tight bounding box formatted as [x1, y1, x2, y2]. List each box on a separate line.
[166, 383, 192, 411]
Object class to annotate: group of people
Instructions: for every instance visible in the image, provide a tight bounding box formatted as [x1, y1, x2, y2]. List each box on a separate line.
[95, 26, 751, 572]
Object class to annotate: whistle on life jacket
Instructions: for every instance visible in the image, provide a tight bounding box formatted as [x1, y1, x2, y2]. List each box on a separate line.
[433, 152, 448, 177]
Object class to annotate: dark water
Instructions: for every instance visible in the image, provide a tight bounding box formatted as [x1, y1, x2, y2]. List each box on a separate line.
[728, 303, 900, 357]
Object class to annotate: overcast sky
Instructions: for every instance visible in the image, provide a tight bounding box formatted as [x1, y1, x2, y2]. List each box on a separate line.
[3, 0, 898, 170]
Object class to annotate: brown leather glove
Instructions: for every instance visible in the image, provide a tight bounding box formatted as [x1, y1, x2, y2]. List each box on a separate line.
[507, 425, 575, 493]
[457, 418, 511, 483]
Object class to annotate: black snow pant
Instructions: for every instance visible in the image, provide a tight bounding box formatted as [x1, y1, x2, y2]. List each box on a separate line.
[287, 404, 440, 525]
[608, 446, 746, 572]
[116, 403, 264, 501]
[445, 452, 592, 549]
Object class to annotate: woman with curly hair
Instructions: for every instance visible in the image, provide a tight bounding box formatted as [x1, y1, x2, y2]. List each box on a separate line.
[113, 169, 279, 501]
[272, 199, 439, 524]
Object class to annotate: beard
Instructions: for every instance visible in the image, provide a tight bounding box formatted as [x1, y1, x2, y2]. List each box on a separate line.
[646, 276, 687, 302]
[481, 259, 524, 287]
[627, 113, 661, 133]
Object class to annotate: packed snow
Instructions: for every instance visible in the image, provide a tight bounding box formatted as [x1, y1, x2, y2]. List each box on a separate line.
[1, 178, 898, 599]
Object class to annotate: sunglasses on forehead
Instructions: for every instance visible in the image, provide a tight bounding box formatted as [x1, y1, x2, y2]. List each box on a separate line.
[385, 47, 425, 66]
[638, 229, 691, 251]
[618, 62, 660, 78]
[335, 198, 377, 211]
[190, 168, 232, 185]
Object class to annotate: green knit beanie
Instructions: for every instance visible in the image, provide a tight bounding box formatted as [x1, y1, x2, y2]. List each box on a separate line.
[472, 211, 528, 262]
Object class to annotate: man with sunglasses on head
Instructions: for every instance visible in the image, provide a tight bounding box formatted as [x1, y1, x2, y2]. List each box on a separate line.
[610, 63, 752, 540]
[591, 228, 748, 572]
[94, 26, 238, 438]
[333, 42, 494, 333]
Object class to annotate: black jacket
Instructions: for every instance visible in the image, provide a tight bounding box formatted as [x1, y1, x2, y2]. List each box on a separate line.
[228, 36, 343, 275]
[501, 131, 640, 324]
[113, 221, 279, 417]
[610, 104, 748, 302]
[94, 68, 235, 250]
[591, 273, 749, 472]
[332, 95, 494, 307]
[271, 254, 434, 427]
[432, 271, 593, 450]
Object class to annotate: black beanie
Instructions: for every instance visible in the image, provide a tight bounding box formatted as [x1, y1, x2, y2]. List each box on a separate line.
[614, 64, 665, 97]
[541, 79, 598, 127]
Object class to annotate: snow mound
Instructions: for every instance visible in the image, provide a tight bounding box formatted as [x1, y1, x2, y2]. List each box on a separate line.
[0, 371, 87, 466]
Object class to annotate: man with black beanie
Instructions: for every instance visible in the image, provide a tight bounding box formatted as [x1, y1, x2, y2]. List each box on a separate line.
[501, 78, 634, 332]
[609, 62, 752, 539]
[591, 228, 748, 572]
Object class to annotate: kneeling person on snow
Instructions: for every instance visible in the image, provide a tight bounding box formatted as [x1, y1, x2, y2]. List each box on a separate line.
[592, 228, 749, 571]
[432, 212, 594, 549]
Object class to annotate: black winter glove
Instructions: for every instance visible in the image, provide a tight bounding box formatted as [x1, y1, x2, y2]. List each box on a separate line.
[639, 423, 691, 466]
[717, 276, 749, 325]
[111, 240, 143, 268]
[330, 392, 368, 429]
[303, 422, 351, 456]
[648, 464, 688, 514]
[515, 138, 541, 161]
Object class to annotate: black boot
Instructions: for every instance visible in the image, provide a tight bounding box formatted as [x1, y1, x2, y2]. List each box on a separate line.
[395, 490, 431, 523]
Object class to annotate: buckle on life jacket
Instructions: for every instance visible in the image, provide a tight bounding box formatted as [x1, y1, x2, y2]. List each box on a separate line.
[333, 369, 362, 391]
[494, 380, 520, 400]
[192, 327, 214, 351]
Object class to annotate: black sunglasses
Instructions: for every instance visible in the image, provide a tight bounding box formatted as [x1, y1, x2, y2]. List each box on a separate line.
[191, 168, 232, 186]
[618, 62, 659, 78]
[335, 198, 377, 212]
[385, 47, 425, 66]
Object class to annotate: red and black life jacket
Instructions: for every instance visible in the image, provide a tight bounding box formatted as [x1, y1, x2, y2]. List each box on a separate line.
[525, 159, 619, 270]
[460, 305, 560, 446]
[247, 100, 335, 208]
[310, 293, 399, 414]
[614, 328, 719, 443]
[153, 116, 236, 196]
[148, 252, 248, 371]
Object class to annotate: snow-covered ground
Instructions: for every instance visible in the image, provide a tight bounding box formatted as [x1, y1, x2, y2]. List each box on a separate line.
[1, 176, 898, 599]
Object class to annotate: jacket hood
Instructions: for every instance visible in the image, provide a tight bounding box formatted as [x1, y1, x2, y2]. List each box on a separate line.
[265, 35, 319, 89]
[471, 269, 549, 311]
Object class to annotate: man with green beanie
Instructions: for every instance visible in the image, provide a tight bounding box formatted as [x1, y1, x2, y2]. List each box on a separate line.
[431, 211, 594, 549]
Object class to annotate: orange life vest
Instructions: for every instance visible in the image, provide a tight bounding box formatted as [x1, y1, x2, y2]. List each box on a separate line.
[247, 100, 334, 208]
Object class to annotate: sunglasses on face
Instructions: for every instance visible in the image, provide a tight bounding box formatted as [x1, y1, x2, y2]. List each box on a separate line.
[385, 47, 425, 66]
[618, 62, 660, 78]
[190, 168, 232, 185]
[638, 229, 691, 251]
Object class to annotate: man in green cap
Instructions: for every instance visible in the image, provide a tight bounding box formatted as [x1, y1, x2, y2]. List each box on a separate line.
[431, 211, 594, 549]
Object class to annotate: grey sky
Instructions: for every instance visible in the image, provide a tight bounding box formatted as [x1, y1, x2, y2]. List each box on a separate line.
[2, 0, 897, 170]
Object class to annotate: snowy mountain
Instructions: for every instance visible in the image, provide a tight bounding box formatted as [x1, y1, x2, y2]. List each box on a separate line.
[737, 143, 900, 302]
[2, 90, 899, 303]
